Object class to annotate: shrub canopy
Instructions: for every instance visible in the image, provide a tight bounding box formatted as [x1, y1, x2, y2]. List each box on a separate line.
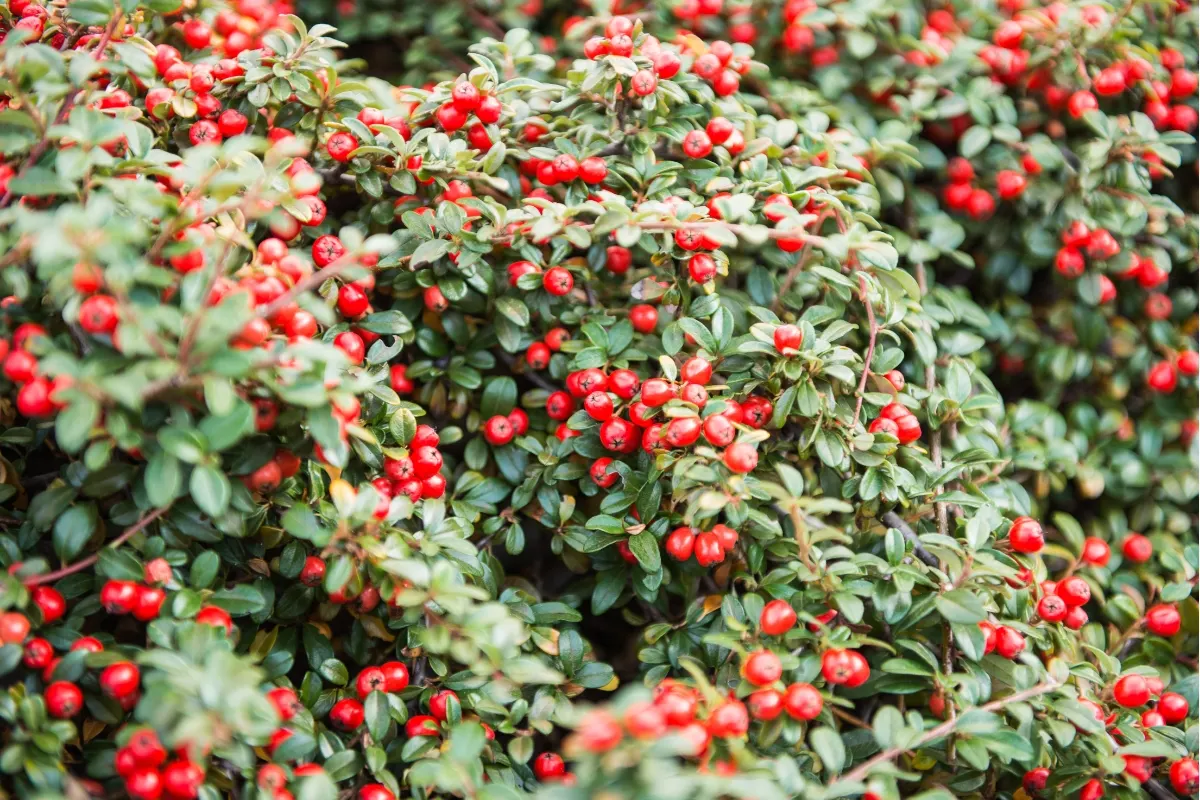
[0, 1, 1195, 799]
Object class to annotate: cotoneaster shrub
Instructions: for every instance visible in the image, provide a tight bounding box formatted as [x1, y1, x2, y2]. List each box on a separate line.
[0, 1, 1195, 800]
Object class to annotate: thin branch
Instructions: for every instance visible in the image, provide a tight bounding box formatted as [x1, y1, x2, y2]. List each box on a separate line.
[880, 511, 940, 568]
[1146, 780, 1182, 800]
[494, 349, 557, 393]
[851, 274, 879, 429]
[773, 208, 831, 313]
[836, 679, 1060, 786]
[915, 261, 949, 538]
[23, 506, 171, 586]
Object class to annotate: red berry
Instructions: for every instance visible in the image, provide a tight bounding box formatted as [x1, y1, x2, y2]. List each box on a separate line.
[742, 650, 783, 686]
[706, 700, 749, 738]
[45, 681, 83, 718]
[1147, 361, 1178, 393]
[1055, 576, 1090, 607]
[682, 130, 713, 159]
[723, 442, 758, 473]
[1081, 536, 1110, 566]
[1036, 594, 1068, 623]
[31, 585, 65, 623]
[329, 697, 365, 729]
[783, 682, 823, 720]
[1023, 767, 1050, 794]
[946, 157, 975, 183]
[162, 760, 204, 799]
[451, 81, 481, 111]
[774, 324, 802, 353]
[583, 391, 614, 422]
[355, 667, 387, 698]
[687, 253, 717, 283]
[576, 710, 622, 751]
[1008, 516, 1044, 553]
[1067, 90, 1099, 118]
[1145, 603, 1181, 637]
[747, 688, 784, 720]
[543, 267, 574, 296]
[759, 600, 797, 635]
[100, 661, 140, 699]
[483, 414, 515, 445]
[533, 752, 565, 780]
[381, 661, 410, 692]
[590, 457, 618, 488]
[326, 131, 358, 162]
[1158, 692, 1189, 724]
[996, 169, 1026, 199]
[126, 769, 163, 800]
[1122, 532, 1152, 563]
[994, 625, 1025, 659]
[132, 585, 166, 622]
[630, 304, 658, 333]
[195, 604, 232, 634]
[664, 527, 696, 562]
[1113, 674, 1150, 708]
[1171, 759, 1199, 795]
[599, 417, 636, 452]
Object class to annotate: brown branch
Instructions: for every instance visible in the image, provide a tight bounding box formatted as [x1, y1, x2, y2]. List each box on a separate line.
[880, 511, 940, 568]
[494, 349, 557, 393]
[774, 208, 832, 313]
[178, 237, 237, 363]
[23, 506, 171, 586]
[851, 274, 878, 429]
[915, 261, 949, 538]
[835, 679, 1060, 785]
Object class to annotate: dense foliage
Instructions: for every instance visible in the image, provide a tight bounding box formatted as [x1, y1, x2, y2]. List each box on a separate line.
[0, 0, 1195, 799]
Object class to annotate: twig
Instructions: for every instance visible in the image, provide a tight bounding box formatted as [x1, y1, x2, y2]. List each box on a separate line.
[774, 208, 832, 313]
[836, 679, 1060, 785]
[915, 261, 949, 538]
[851, 274, 879, 429]
[494, 349, 557, 393]
[178, 237, 237, 363]
[1146, 779, 1181, 800]
[832, 707, 872, 730]
[23, 506, 171, 586]
[880, 511, 940, 568]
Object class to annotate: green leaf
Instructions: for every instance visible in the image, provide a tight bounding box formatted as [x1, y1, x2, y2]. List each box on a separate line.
[365, 690, 390, 743]
[144, 451, 182, 507]
[8, 167, 74, 196]
[495, 296, 530, 326]
[190, 551, 220, 589]
[281, 506, 330, 546]
[959, 126, 992, 158]
[627, 530, 660, 572]
[52, 504, 96, 563]
[448, 721, 486, 763]
[322, 749, 362, 781]
[810, 726, 846, 774]
[210, 584, 267, 615]
[935, 589, 986, 624]
[480, 377, 517, 417]
[54, 396, 98, 454]
[189, 465, 230, 517]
